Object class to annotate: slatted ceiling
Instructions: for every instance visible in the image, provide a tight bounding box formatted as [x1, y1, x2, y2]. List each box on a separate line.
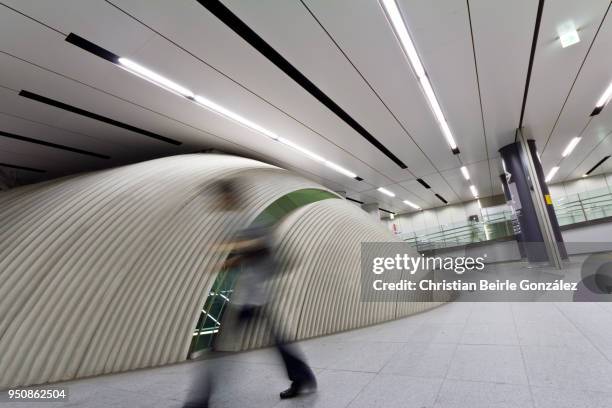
[0, 5, 118, 84]
[46, 24, 401, 188]
[567, 131, 612, 178]
[591, 155, 612, 176]
[440, 160, 492, 202]
[3, 2, 612, 209]
[0, 138, 102, 174]
[108, 0, 422, 183]
[0, 86, 65, 126]
[208, 0, 434, 175]
[540, 6, 612, 181]
[547, 120, 602, 180]
[0, 147, 93, 180]
[422, 172, 460, 204]
[0, 55, 184, 151]
[470, 0, 537, 158]
[398, 179, 439, 208]
[524, 0, 611, 150]
[1, 0, 155, 58]
[120, 35, 398, 188]
[302, 0, 461, 173]
[0, 115, 113, 159]
[393, 0, 487, 167]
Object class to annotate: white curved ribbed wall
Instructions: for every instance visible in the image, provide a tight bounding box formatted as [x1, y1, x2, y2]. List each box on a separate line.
[218, 199, 449, 351]
[0, 154, 333, 388]
[0, 153, 450, 389]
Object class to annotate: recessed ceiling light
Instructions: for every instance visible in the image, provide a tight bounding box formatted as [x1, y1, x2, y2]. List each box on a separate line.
[194, 95, 360, 180]
[378, 187, 396, 197]
[380, 0, 459, 154]
[113, 58, 364, 181]
[277, 137, 324, 162]
[561, 137, 581, 157]
[324, 161, 358, 179]
[194, 95, 278, 140]
[118, 58, 194, 98]
[460, 166, 470, 180]
[403, 199, 421, 210]
[592, 82, 612, 116]
[557, 21, 580, 48]
[469, 184, 478, 198]
[545, 166, 559, 183]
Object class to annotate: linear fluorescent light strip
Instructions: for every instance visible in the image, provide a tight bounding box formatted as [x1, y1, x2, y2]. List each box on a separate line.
[469, 184, 478, 198]
[592, 81, 612, 116]
[381, 0, 459, 154]
[118, 58, 194, 98]
[545, 166, 559, 183]
[403, 199, 421, 210]
[460, 166, 470, 180]
[377, 187, 396, 197]
[118, 58, 360, 180]
[561, 137, 581, 157]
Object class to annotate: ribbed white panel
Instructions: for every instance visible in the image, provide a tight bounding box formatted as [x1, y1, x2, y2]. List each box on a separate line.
[0, 154, 331, 388]
[219, 199, 449, 351]
[0, 154, 451, 388]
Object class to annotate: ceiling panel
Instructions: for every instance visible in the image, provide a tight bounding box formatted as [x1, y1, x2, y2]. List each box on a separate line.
[301, 0, 468, 171]
[470, 0, 537, 157]
[222, 0, 439, 177]
[540, 7, 612, 181]
[103, 0, 427, 182]
[3, 0, 607, 213]
[394, 0, 486, 166]
[523, 0, 610, 150]
[440, 160, 492, 202]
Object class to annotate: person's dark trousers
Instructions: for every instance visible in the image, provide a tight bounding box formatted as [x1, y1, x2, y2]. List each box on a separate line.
[238, 305, 315, 386]
[276, 341, 316, 385]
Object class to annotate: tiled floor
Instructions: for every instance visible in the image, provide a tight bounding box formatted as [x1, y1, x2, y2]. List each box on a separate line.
[3, 301, 612, 407]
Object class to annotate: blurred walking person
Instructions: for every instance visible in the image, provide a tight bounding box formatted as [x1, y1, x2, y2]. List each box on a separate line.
[183, 178, 316, 408]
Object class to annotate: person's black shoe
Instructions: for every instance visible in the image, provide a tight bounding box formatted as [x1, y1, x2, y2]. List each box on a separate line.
[280, 380, 317, 399]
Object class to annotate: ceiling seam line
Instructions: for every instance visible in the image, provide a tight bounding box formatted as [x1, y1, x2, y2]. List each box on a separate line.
[196, 0, 408, 169]
[299, 0, 439, 179]
[298, 1, 449, 204]
[0, 110, 134, 152]
[558, 117, 603, 181]
[300, 0, 463, 202]
[558, 127, 612, 183]
[466, 0, 493, 197]
[0, 83, 19, 93]
[0, 2, 66, 36]
[541, 1, 611, 153]
[0, 130, 110, 159]
[102, 1, 402, 189]
[518, 0, 545, 129]
[0, 51, 377, 197]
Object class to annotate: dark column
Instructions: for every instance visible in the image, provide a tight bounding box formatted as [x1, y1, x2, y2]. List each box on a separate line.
[499, 142, 548, 262]
[526, 140, 568, 260]
[500, 173, 526, 259]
